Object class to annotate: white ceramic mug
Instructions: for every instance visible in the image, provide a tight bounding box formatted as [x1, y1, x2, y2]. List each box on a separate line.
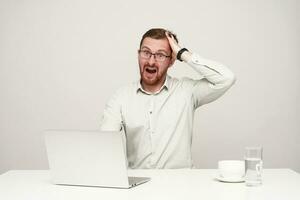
[218, 160, 245, 179]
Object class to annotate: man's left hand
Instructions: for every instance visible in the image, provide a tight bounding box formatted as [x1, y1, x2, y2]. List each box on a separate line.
[165, 32, 181, 59]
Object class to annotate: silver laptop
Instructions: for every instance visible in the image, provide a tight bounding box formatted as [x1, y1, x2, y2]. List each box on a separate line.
[44, 130, 150, 188]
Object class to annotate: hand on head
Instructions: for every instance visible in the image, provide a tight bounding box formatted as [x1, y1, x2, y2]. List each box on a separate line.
[165, 31, 181, 58]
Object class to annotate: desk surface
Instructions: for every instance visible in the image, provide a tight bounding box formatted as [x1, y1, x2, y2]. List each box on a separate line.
[0, 169, 299, 200]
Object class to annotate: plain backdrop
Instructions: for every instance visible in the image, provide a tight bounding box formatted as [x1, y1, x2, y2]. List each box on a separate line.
[0, 0, 299, 174]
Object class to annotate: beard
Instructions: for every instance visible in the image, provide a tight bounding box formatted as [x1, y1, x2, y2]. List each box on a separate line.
[140, 64, 167, 86]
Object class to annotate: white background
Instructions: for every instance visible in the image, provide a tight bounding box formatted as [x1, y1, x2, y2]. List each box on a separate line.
[0, 0, 299, 173]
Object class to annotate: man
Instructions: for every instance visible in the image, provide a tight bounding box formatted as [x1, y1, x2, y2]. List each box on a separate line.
[101, 28, 236, 169]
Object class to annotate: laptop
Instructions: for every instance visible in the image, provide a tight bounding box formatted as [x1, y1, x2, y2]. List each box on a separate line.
[44, 130, 150, 188]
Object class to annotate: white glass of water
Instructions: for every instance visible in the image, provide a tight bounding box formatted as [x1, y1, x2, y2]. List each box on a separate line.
[245, 147, 263, 186]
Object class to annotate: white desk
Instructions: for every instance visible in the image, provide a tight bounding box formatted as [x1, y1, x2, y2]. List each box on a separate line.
[0, 169, 299, 200]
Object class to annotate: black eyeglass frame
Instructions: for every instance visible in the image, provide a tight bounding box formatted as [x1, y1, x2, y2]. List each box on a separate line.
[138, 50, 171, 61]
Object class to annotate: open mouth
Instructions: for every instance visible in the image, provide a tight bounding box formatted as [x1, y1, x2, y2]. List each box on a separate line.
[145, 67, 157, 74]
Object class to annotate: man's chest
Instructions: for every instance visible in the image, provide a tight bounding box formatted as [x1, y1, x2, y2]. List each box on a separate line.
[120, 91, 193, 130]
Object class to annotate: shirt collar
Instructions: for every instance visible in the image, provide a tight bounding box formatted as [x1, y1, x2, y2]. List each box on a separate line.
[136, 75, 170, 95]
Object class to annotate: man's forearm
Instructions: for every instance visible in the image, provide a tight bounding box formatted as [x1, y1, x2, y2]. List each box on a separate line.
[185, 52, 236, 87]
[165, 32, 235, 87]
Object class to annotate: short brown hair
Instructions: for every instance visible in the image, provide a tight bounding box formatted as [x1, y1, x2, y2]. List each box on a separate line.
[139, 28, 178, 48]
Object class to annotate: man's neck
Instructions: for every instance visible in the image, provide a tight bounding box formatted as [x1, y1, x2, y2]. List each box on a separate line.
[141, 77, 166, 94]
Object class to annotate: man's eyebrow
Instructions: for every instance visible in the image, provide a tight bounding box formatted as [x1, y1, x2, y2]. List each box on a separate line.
[140, 46, 168, 54]
[140, 46, 151, 50]
[156, 49, 169, 54]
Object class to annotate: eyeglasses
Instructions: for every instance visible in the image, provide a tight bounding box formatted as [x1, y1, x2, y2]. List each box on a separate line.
[138, 50, 171, 62]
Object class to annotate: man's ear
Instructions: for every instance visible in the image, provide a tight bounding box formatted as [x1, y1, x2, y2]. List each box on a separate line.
[168, 56, 176, 68]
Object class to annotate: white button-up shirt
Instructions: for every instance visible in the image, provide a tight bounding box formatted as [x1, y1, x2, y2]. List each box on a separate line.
[101, 53, 236, 169]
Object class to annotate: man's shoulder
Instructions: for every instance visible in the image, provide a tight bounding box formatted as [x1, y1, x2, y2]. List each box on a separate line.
[168, 76, 203, 88]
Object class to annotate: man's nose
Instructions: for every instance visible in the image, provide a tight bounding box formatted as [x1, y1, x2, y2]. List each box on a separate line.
[148, 54, 156, 65]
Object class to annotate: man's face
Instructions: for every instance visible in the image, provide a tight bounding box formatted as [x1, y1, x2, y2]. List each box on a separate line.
[138, 37, 174, 87]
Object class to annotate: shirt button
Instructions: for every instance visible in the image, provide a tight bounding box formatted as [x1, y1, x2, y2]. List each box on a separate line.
[150, 111, 152, 114]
